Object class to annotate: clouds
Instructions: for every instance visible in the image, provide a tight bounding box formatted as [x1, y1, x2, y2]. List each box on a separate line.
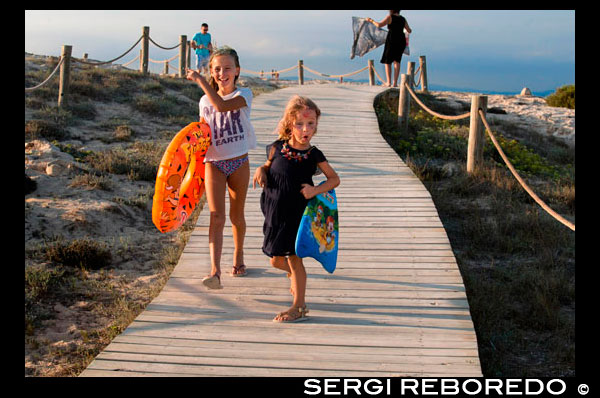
[25, 10, 574, 92]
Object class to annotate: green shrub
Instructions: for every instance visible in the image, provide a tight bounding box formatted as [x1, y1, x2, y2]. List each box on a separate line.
[25, 263, 65, 301]
[132, 94, 196, 119]
[485, 135, 564, 180]
[52, 142, 94, 162]
[44, 237, 112, 270]
[25, 119, 69, 141]
[113, 125, 135, 141]
[546, 85, 574, 109]
[85, 141, 165, 181]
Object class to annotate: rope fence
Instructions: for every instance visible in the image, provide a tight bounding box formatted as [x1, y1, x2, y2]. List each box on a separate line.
[396, 74, 574, 232]
[26, 25, 421, 102]
[405, 83, 470, 120]
[25, 56, 64, 92]
[25, 26, 195, 100]
[72, 35, 143, 66]
[479, 110, 575, 231]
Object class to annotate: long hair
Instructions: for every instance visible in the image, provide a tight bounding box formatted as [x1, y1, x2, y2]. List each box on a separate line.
[208, 46, 240, 92]
[275, 95, 321, 141]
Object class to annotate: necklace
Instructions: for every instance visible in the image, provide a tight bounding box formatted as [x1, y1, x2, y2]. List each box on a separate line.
[281, 141, 313, 162]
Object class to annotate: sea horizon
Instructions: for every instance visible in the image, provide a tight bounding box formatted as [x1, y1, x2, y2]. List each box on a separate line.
[25, 50, 560, 99]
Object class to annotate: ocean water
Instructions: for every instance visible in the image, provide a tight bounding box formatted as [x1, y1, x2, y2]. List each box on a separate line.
[273, 75, 556, 97]
[104, 55, 558, 98]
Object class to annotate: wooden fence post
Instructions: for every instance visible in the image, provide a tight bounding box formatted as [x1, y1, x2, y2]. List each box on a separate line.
[141, 26, 149, 74]
[58, 45, 72, 107]
[298, 60, 304, 85]
[467, 95, 488, 174]
[398, 74, 410, 131]
[179, 35, 187, 78]
[187, 41, 192, 70]
[419, 55, 428, 93]
[407, 61, 415, 88]
[368, 60, 374, 86]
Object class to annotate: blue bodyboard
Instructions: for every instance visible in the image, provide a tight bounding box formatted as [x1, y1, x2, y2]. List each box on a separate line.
[295, 184, 339, 273]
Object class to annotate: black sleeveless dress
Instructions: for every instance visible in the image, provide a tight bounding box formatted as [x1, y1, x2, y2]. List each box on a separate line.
[380, 14, 406, 64]
[260, 140, 326, 257]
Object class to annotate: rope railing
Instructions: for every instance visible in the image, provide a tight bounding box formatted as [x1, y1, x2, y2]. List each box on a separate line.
[369, 62, 423, 89]
[303, 64, 369, 79]
[121, 54, 140, 68]
[147, 36, 184, 71]
[242, 63, 371, 81]
[479, 110, 575, 231]
[149, 53, 179, 64]
[241, 64, 298, 76]
[148, 36, 181, 51]
[241, 62, 375, 84]
[28, 26, 197, 106]
[71, 35, 143, 66]
[413, 64, 422, 89]
[405, 83, 470, 120]
[27, 25, 429, 102]
[370, 63, 387, 85]
[399, 78, 574, 231]
[25, 56, 64, 92]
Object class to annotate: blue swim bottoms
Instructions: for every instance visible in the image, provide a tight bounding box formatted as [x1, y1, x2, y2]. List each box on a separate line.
[211, 156, 249, 178]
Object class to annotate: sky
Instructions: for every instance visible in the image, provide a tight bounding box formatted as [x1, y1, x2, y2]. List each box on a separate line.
[24, 10, 575, 95]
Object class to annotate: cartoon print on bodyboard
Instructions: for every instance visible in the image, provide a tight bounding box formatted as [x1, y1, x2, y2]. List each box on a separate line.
[152, 120, 211, 233]
[295, 183, 339, 273]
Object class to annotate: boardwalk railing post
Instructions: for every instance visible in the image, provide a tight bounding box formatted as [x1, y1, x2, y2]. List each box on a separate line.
[58, 45, 72, 107]
[298, 60, 304, 85]
[141, 26, 149, 74]
[407, 61, 415, 88]
[467, 95, 488, 174]
[179, 35, 187, 78]
[398, 74, 410, 131]
[419, 55, 428, 93]
[187, 40, 192, 70]
[368, 60, 375, 86]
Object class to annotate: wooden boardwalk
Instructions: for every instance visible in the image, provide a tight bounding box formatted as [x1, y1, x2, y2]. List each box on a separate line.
[80, 84, 482, 377]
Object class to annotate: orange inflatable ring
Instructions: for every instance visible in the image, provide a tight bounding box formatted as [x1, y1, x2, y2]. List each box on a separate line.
[152, 120, 211, 233]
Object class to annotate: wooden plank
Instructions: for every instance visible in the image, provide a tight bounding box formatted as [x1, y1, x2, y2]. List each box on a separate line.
[80, 84, 481, 378]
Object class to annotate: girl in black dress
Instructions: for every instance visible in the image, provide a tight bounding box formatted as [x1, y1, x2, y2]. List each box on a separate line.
[367, 10, 412, 87]
[253, 96, 340, 323]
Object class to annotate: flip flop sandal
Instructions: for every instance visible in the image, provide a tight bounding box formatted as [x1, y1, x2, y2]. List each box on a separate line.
[273, 306, 309, 323]
[202, 274, 223, 289]
[231, 264, 247, 277]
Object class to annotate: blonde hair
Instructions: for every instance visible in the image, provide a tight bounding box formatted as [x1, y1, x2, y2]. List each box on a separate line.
[275, 95, 321, 141]
[208, 46, 240, 92]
